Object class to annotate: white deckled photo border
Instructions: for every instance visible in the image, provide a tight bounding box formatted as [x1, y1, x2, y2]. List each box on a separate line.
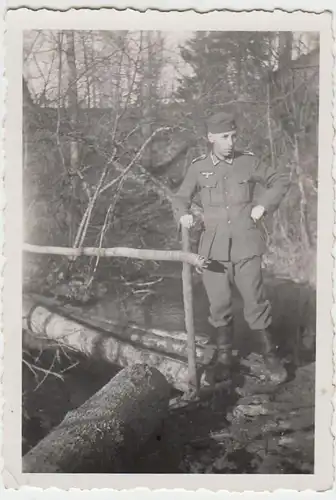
[2, 6, 335, 493]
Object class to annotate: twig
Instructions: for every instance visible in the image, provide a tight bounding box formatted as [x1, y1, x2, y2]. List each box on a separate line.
[73, 126, 170, 258]
[73, 158, 111, 249]
[60, 361, 80, 374]
[100, 126, 171, 195]
[266, 82, 276, 171]
[23, 31, 41, 63]
[23, 357, 64, 389]
[33, 352, 64, 392]
[87, 201, 114, 285]
[56, 32, 67, 175]
[122, 277, 163, 287]
[22, 358, 38, 379]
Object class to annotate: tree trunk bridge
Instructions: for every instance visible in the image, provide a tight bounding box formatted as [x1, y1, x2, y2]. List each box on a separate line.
[23, 235, 211, 394]
[22, 238, 227, 472]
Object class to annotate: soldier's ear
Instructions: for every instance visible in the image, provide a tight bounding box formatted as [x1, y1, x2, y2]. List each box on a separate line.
[207, 132, 215, 143]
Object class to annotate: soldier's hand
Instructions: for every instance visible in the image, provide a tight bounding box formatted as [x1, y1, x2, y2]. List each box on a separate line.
[251, 205, 265, 222]
[179, 214, 194, 229]
[195, 256, 211, 274]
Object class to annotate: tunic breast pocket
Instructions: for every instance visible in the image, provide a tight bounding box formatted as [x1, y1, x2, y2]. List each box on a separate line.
[199, 176, 222, 206]
[235, 178, 251, 203]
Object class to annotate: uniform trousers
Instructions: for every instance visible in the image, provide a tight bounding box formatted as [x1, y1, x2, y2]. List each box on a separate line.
[202, 255, 272, 331]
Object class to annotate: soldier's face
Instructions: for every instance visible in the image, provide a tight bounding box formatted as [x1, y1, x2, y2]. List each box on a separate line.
[208, 130, 237, 158]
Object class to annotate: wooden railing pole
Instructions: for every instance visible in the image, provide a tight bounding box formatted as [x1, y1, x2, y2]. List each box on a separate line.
[181, 225, 199, 395]
[22, 243, 205, 269]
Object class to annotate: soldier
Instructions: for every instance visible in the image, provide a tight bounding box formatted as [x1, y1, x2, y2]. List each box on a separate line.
[172, 111, 290, 385]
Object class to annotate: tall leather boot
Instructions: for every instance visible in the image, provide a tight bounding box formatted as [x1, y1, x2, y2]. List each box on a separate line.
[213, 324, 234, 382]
[258, 328, 287, 384]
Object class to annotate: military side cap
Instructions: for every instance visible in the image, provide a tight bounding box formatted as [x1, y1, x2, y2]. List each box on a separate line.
[206, 111, 237, 134]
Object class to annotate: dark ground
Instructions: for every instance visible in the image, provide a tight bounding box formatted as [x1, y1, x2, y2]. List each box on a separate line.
[22, 266, 316, 474]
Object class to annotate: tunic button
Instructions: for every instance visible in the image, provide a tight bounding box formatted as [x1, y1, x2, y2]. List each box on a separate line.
[228, 220, 231, 224]
[226, 205, 229, 209]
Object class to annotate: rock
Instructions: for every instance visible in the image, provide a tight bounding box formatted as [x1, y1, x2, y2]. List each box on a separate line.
[232, 403, 271, 419]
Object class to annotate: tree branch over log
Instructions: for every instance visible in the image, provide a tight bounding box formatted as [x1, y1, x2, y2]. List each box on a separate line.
[23, 243, 207, 268]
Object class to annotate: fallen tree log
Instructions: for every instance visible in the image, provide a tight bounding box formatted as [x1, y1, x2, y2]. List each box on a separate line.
[26, 292, 212, 363]
[23, 364, 170, 473]
[23, 295, 215, 392]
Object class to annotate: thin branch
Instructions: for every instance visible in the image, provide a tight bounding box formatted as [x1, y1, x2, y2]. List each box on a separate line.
[56, 31, 67, 175]
[110, 33, 143, 142]
[81, 34, 91, 108]
[100, 126, 171, 195]
[23, 31, 41, 62]
[73, 150, 116, 249]
[44, 48, 122, 106]
[33, 353, 64, 392]
[22, 357, 64, 388]
[87, 201, 114, 284]
[266, 81, 276, 171]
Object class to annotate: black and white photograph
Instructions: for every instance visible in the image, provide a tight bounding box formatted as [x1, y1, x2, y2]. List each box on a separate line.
[3, 7, 334, 492]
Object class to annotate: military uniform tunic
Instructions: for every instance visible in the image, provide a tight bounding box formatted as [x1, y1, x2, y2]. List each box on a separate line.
[172, 150, 290, 330]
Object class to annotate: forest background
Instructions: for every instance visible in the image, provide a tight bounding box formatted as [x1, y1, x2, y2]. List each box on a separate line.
[22, 30, 319, 292]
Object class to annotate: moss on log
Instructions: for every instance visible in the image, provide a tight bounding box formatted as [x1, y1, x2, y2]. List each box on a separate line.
[22, 364, 170, 473]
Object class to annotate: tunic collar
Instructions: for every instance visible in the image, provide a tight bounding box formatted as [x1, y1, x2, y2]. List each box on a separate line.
[211, 151, 234, 166]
